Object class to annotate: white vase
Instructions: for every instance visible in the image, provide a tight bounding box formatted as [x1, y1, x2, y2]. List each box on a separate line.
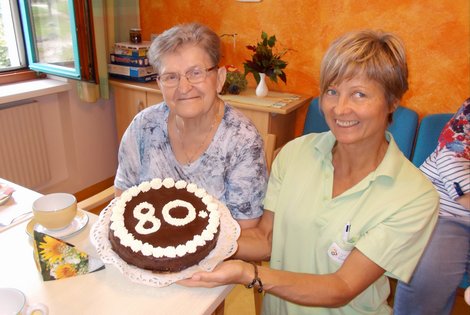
[255, 73, 269, 97]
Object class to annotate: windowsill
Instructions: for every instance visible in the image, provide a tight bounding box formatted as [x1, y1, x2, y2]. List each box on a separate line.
[0, 69, 42, 85]
[0, 78, 71, 105]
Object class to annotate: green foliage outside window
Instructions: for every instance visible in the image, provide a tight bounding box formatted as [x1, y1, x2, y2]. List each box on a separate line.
[0, 18, 11, 67]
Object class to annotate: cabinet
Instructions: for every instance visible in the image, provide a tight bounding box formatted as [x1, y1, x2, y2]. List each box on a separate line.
[109, 79, 312, 153]
[219, 91, 312, 151]
[110, 80, 163, 140]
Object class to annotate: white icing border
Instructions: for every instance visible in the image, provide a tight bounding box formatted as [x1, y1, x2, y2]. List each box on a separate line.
[109, 178, 220, 258]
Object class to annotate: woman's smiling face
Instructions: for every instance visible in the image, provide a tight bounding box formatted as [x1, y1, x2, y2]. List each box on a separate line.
[157, 44, 225, 119]
[321, 74, 394, 147]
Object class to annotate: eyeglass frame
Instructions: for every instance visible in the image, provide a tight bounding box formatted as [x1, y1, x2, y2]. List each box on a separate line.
[156, 65, 219, 87]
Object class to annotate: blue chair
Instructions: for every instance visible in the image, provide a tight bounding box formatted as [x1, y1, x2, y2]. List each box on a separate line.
[411, 113, 453, 167]
[388, 106, 419, 160]
[461, 273, 470, 291]
[303, 97, 330, 134]
[303, 97, 419, 159]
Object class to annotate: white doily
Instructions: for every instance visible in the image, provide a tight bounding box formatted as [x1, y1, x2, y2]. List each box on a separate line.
[90, 198, 240, 287]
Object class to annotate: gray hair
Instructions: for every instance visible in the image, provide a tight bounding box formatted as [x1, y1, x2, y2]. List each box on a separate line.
[147, 22, 221, 73]
[320, 30, 408, 117]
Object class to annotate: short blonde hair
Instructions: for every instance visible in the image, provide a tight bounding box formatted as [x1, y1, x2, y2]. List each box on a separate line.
[147, 22, 221, 73]
[320, 30, 408, 117]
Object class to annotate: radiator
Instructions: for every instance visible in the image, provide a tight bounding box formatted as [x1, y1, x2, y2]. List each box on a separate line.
[0, 101, 51, 188]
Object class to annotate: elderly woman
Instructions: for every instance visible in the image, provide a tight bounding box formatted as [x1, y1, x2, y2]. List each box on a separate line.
[114, 23, 267, 229]
[181, 30, 439, 314]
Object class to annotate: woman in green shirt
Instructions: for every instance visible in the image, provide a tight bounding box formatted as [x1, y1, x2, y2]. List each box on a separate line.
[181, 30, 439, 315]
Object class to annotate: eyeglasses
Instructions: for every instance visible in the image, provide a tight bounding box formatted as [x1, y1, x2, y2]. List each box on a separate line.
[157, 65, 218, 87]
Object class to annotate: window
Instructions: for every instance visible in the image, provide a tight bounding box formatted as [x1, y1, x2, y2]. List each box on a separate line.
[0, 0, 96, 82]
[19, 0, 81, 79]
[0, 0, 27, 71]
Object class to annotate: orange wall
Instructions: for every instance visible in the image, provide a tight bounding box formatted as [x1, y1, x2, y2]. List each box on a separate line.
[140, 0, 469, 135]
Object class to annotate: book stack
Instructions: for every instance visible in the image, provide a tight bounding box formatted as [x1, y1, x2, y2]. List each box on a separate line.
[108, 41, 157, 82]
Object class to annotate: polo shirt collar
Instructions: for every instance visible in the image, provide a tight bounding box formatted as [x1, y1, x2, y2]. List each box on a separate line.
[314, 131, 405, 183]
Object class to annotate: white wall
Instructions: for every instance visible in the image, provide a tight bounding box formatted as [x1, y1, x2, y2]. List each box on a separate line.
[1, 78, 121, 195]
[39, 80, 119, 194]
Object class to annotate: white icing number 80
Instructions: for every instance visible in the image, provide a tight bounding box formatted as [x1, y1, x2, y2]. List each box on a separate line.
[133, 202, 160, 235]
[133, 199, 197, 235]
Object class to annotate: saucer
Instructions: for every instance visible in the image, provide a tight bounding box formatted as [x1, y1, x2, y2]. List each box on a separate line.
[26, 210, 89, 239]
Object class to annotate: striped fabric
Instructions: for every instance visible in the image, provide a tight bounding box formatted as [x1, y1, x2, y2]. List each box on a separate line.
[420, 147, 469, 217]
[419, 99, 470, 218]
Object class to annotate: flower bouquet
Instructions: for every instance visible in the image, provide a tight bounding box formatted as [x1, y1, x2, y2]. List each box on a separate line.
[221, 65, 248, 95]
[243, 31, 289, 85]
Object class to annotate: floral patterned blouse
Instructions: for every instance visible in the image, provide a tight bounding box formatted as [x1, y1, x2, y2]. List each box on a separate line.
[437, 98, 470, 160]
[114, 102, 268, 220]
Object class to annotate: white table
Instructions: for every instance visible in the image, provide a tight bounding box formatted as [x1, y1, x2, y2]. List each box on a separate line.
[0, 179, 233, 315]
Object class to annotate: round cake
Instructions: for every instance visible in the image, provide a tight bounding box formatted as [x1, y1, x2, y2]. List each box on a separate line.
[109, 178, 220, 273]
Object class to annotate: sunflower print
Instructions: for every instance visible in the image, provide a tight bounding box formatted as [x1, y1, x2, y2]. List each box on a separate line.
[39, 235, 66, 264]
[34, 231, 89, 281]
[52, 263, 77, 279]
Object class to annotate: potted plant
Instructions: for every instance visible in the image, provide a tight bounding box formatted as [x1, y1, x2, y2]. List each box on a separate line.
[221, 65, 248, 95]
[243, 31, 289, 96]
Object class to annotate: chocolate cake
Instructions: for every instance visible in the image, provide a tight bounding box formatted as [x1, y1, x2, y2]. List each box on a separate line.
[109, 178, 220, 273]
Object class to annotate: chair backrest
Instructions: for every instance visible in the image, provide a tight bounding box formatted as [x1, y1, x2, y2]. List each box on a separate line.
[387, 106, 419, 160]
[411, 113, 453, 167]
[303, 97, 330, 134]
[303, 97, 419, 159]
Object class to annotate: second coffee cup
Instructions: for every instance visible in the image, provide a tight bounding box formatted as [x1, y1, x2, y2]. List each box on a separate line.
[32, 193, 77, 230]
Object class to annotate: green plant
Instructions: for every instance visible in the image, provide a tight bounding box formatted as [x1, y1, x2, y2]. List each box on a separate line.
[221, 66, 248, 95]
[243, 31, 289, 84]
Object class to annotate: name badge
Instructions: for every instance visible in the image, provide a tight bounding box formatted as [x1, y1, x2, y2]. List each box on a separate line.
[327, 241, 352, 264]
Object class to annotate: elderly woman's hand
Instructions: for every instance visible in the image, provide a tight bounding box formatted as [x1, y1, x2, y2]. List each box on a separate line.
[178, 259, 251, 288]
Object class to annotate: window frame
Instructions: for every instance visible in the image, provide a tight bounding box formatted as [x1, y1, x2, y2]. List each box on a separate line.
[18, 0, 82, 80]
[74, 0, 98, 83]
[0, 69, 42, 85]
[1, 0, 97, 84]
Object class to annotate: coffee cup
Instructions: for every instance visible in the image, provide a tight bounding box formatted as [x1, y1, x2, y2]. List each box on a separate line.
[0, 288, 48, 315]
[32, 193, 77, 230]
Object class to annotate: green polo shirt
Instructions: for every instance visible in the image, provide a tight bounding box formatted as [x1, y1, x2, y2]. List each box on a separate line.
[263, 131, 439, 315]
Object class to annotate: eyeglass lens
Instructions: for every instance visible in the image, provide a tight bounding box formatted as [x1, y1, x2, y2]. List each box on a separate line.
[158, 65, 216, 87]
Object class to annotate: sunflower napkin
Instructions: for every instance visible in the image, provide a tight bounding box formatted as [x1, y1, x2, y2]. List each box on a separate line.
[33, 231, 105, 281]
